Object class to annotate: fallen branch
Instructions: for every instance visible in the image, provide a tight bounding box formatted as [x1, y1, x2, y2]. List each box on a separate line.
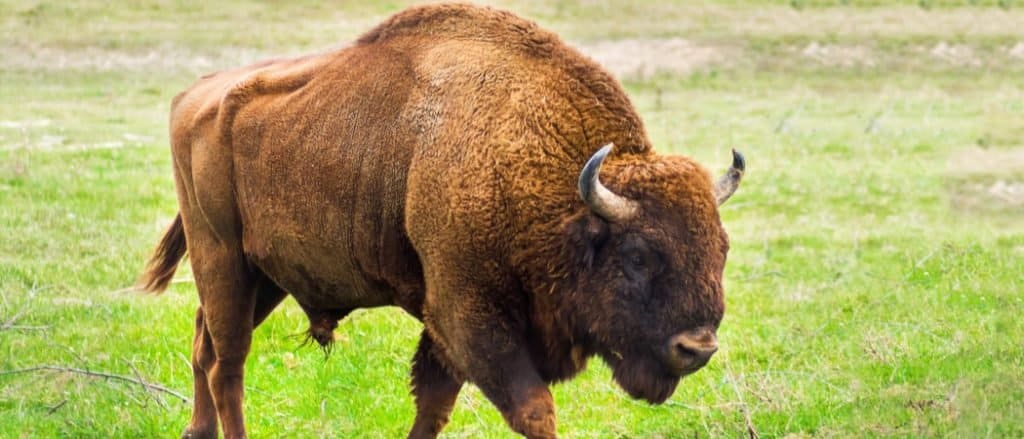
[1, 324, 50, 331]
[128, 361, 169, 409]
[0, 365, 190, 403]
[664, 401, 746, 411]
[111, 277, 195, 294]
[46, 399, 67, 415]
[737, 271, 784, 282]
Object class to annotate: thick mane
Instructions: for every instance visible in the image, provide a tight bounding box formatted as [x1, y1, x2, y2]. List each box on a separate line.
[357, 3, 558, 56]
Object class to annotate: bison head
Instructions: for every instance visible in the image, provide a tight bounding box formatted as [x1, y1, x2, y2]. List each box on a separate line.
[564, 143, 744, 403]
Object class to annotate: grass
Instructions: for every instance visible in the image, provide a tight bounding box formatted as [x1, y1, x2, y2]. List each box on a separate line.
[2, 1, 1023, 437]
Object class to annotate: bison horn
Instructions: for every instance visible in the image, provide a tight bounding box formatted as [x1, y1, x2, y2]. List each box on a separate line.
[579, 143, 638, 222]
[714, 149, 745, 205]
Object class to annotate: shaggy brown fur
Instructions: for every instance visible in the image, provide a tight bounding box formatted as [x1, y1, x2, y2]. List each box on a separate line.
[139, 4, 741, 439]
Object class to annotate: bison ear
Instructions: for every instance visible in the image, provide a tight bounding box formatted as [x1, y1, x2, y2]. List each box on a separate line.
[564, 211, 609, 270]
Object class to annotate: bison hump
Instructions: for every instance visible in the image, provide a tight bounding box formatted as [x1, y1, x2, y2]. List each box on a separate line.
[356, 3, 557, 55]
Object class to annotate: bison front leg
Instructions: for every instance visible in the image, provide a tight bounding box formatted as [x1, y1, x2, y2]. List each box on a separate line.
[468, 346, 557, 438]
[487, 354, 558, 439]
[437, 339, 557, 439]
[408, 332, 463, 439]
[421, 283, 558, 438]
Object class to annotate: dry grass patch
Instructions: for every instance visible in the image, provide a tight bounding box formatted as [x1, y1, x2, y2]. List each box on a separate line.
[948, 146, 1024, 212]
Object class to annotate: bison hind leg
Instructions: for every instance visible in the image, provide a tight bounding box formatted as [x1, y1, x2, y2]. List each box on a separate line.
[299, 308, 349, 358]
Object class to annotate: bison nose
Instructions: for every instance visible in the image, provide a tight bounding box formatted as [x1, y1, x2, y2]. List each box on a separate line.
[665, 327, 718, 374]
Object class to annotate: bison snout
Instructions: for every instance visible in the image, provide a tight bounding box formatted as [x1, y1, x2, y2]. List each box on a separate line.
[664, 327, 718, 375]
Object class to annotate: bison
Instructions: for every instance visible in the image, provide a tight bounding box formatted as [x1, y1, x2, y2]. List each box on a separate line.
[138, 4, 745, 438]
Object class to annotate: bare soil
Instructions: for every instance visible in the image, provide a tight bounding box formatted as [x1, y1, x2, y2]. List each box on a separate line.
[948, 147, 1024, 211]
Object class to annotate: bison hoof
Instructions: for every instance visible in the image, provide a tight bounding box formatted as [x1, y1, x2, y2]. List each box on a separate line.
[513, 405, 557, 439]
[181, 425, 217, 439]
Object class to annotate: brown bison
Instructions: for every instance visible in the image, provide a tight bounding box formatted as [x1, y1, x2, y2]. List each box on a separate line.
[139, 4, 744, 438]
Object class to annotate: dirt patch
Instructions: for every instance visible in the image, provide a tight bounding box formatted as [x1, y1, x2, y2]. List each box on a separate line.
[799, 42, 875, 68]
[928, 42, 981, 68]
[1010, 42, 1024, 60]
[948, 147, 1024, 211]
[0, 119, 52, 129]
[710, 6, 1024, 39]
[0, 140, 132, 153]
[0, 128, 155, 153]
[952, 180, 1024, 210]
[950, 147, 1024, 176]
[1, 43, 279, 74]
[575, 38, 727, 79]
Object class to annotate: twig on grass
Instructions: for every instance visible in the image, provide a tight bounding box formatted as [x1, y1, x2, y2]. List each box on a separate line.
[129, 360, 169, 409]
[737, 271, 783, 282]
[664, 400, 746, 411]
[0, 365, 190, 403]
[723, 360, 759, 439]
[58, 344, 89, 367]
[46, 399, 67, 415]
[1, 324, 51, 331]
[0, 285, 46, 331]
[460, 391, 487, 429]
[774, 106, 802, 134]
[110, 276, 195, 294]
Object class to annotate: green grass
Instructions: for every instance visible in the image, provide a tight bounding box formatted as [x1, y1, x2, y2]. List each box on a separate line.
[2, 1, 1023, 437]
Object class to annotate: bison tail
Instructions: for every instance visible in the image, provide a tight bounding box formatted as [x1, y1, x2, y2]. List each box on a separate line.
[137, 213, 187, 294]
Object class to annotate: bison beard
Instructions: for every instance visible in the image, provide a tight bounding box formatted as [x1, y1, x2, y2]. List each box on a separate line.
[605, 351, 681, 404]
[138, 3, 744, 439]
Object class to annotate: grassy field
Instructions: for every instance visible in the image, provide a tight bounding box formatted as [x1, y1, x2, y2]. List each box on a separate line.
[2, 1, 1023, 437]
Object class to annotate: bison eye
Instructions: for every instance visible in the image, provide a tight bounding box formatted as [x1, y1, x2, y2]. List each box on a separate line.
[620, 237, 659, 281]
[623, 250, 655, 281]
